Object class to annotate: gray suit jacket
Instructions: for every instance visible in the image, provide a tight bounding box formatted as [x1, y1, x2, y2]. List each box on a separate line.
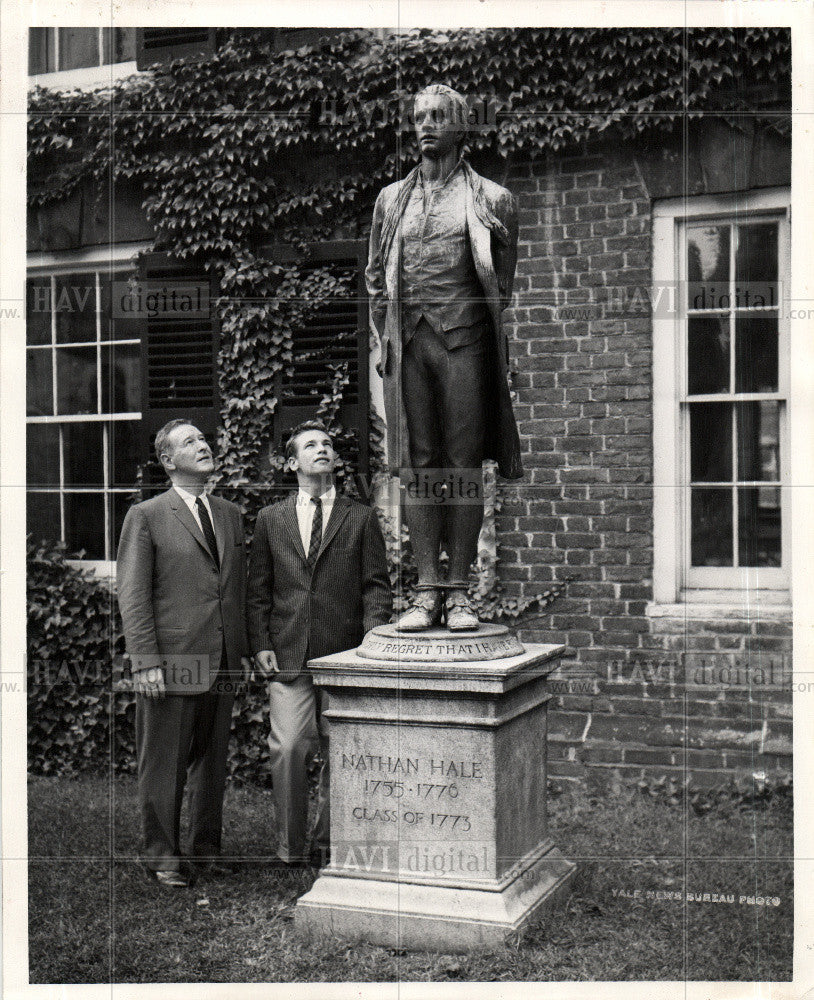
[116, 488, 248, 692]
[247, 493, 392, 682]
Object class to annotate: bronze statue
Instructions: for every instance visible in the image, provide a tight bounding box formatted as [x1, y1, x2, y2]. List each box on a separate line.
[366, 84, 522, 631]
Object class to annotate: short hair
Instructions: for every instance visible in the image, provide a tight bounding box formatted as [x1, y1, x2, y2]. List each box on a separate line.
[154, 418, 193, 464]
[414, 84, 470, 144]
[284, 420, 332, 464]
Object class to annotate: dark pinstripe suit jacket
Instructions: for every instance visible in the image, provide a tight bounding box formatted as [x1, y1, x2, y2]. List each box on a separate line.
[246, 493, 392, 682]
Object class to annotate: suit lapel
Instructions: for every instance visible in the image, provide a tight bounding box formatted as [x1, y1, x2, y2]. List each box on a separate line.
[317, 495, 351, 560]
[282, 493, 308, 563]
[167, 488, 217, 565]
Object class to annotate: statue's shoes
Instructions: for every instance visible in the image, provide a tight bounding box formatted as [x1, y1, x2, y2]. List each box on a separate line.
[445, 592, 479, 632]
[395, 591, 442, 631]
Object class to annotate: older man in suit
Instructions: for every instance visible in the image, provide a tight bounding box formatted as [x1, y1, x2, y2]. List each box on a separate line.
[117, 419, 251, 887]
[247, 420, 392, 867]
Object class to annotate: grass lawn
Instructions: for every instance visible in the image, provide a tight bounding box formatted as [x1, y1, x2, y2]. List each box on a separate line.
[28, 774, 792, 984]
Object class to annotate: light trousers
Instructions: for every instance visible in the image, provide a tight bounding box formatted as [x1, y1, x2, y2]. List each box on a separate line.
[267, 673, 329, 862]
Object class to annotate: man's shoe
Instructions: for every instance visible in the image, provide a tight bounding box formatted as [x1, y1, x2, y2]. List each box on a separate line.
[193, 859, 232, 877]
[272, 854, 308, 870]
[395, 589, 442, 631]
[152, 868, 190, 888]
[445, 590, 479, 631]
[309, 846, 330, 870]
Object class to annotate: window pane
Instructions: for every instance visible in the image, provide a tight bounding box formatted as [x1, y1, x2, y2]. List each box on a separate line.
[55, 274, 96, 344]
[101, 343, 141, 412]
[56, 347, 97, 415]
[111, 492, 135, 556]
[27, 350, 53, 417]
[27, 424, 60, 487]
[102, 27, 136, 64]
[27, 492, 61, 546]
[64, 493, 105, 559]
[100, 272, 140, 341]
[27, 278, 52, 345]
[63, 423, 104, 487]
[57, 28, 99, 71]
[689, 403, 732, 482]
[687, 316, 730, 394]
[735, 223, 778, 286]
[691, 488, 733, 566]
[735, 314, 778, 393]
[737, 401, 780, 482]
[111, 421, 141, 487]
[29, 28, 56, 74]
[738, 487, 781, 567]
[687, 225, 729, 308]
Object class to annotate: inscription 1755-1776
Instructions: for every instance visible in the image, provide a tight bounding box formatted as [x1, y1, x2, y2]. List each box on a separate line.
[341, 754, 486, 842]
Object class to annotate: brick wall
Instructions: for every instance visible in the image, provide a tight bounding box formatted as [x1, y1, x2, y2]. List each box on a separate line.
[500, 145, 792, 786]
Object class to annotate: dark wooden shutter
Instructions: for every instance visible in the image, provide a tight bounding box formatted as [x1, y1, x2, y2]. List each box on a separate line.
[136, 28, 216, 70]
[272, 241, 370, 476]
[136, 253, 219, 487]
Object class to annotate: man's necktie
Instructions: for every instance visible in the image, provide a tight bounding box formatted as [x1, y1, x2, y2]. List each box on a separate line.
[195, 496, 219, 567]
[307, 497, 322, 572]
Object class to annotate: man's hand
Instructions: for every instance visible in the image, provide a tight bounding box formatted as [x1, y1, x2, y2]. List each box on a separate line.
[254, 650, 279, 677]
[135, 665, 165, 700]
[240, 656, 254, 684]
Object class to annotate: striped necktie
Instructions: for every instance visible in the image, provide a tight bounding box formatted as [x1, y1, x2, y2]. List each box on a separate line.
[195, 496, 219, 567]
[306, 497, 322, 571]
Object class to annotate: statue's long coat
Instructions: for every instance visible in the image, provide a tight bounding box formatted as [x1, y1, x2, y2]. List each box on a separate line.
[365, 161, 523, 481]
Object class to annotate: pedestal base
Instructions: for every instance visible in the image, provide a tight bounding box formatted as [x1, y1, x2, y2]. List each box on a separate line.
[295, 846, 575, 953]
[294, 639, 574, 953]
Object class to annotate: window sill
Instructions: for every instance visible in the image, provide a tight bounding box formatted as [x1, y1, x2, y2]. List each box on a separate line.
[29, 61, 138, 92]
[646, 599, 792, 621]
[66, 560, 116, 585]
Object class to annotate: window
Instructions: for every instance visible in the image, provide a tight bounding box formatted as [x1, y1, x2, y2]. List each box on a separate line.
[652, 189, 790, 603]
[26, 253, 144, 564]
[28, 28, 136, 75]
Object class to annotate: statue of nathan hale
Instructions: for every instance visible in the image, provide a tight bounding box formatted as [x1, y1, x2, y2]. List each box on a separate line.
[365, 83, 523, 632]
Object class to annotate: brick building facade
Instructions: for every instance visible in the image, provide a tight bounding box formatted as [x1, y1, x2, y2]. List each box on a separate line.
[26, 29, 793, 787]
[503, 136, 791, 786]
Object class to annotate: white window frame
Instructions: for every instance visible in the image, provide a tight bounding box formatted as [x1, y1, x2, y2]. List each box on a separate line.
[28, 27, 137, 91]
[651, 188, 791, 606]
[27, 243, 150, 575]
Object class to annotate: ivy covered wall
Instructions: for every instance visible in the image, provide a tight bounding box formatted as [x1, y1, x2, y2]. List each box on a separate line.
[27, 27, 791, 528]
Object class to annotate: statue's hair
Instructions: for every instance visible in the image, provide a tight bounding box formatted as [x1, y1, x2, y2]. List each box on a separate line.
[414, 84, 469, 143]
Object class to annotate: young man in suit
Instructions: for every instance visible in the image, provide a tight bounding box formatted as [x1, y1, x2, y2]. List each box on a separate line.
[117, 419, 251, 888]
[247, 421, 392, 867]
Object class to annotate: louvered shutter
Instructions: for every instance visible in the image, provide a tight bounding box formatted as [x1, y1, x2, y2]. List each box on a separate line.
[136, 253, 219, 487]
[136, 28, 216, 70]
[273, 241, 370, 476]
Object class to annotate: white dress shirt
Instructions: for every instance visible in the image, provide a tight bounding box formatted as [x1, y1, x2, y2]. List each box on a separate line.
[174, 484, 216, 551]
[295, 485, 336, 553]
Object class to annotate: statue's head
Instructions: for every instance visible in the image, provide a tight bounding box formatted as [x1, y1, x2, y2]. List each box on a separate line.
[413, 84, 469, 159]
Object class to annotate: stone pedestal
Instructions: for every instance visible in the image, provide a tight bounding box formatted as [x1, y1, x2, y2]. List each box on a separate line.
[294, 625, 576, 953]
